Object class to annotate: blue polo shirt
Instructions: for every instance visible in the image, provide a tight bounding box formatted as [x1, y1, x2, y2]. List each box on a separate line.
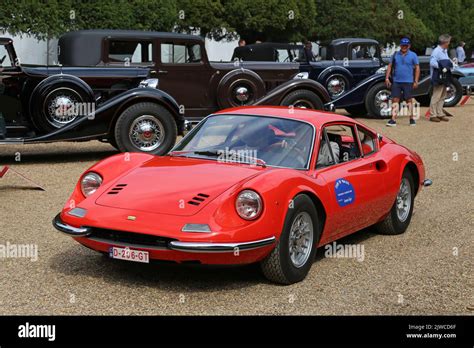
[392, 50, 419, 83]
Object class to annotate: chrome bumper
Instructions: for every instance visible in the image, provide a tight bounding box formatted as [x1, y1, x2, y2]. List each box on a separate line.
[53, 214, 91, 237]
[168, 237, 276, 253]
[53, 213, 276, 253]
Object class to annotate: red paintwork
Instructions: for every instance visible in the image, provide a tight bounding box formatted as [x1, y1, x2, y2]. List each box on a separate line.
[59, 106, 426, 265]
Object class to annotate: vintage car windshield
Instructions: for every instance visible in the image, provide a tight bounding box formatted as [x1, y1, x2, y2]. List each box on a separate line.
[173, 115, 314, 169]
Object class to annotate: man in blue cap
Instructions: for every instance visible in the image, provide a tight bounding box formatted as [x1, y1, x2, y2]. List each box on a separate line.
[385, 37, 420, 126]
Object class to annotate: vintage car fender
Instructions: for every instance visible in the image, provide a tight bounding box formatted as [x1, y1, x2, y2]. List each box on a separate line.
[327, 73, 384, 109]
[16, 87, 184, 143]
[253, 79, 332, 109]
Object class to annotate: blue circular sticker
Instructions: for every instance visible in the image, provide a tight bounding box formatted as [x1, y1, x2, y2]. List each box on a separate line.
[334, 178, 355, 207]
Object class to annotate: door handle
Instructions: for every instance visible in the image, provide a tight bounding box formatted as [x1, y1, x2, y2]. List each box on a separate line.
[157, 70, 168, 75]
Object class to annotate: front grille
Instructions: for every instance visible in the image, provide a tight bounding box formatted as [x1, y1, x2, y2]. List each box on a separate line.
[89, 228, 176, 248]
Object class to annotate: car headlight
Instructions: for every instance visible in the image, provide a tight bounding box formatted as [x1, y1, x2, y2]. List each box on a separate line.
[293, 72, 309, 79]
[235, 190, 263, 220]
[139, 78, 159, 89]
[80, 172, 103, 197]
[376, 66, 387, 74]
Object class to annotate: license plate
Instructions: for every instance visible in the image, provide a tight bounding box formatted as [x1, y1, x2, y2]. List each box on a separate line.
[109, 246, 149, 263]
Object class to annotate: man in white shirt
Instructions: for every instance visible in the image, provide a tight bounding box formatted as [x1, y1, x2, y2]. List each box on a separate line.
[429, 34, 453, 122]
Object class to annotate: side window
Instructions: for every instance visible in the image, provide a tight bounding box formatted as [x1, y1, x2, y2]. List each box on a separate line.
[161, 43, 202, 64]
[316, 124, 360, 169]
[108, 40, 153, 64]
[357, 126, 377, 156]
[351, 43, 377, 60]
[0, 45, 13, 67]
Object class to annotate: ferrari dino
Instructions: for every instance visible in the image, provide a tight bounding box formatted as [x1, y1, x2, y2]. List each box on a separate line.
[53, 106, 431, 284]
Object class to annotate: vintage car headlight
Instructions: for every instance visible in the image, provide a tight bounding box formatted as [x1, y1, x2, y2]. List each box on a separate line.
[139, 78, 159, 89]
[235, 190, 263, 220]
[80, 172, 103, 197]
[376, 66, 387, 74]
[293, 72, 309, 79]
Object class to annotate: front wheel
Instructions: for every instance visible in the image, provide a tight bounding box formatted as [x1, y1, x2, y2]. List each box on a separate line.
[375, 169, 414, 235]
[260, 194, 320, 284]
[280, 89, 324, 110]
[365, 82, 392, 118]
[114, 102, 177, 155]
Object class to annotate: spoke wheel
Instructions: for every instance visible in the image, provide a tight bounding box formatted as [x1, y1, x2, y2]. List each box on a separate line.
[289, 212, 314, 268]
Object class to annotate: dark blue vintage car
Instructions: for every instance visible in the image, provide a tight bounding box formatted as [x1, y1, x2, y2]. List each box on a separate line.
[233, 38, 465, 118]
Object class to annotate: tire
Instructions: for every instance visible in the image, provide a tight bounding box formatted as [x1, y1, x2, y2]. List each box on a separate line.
[30, 81, 93, 133]
[443, 78, 463, 107]
[374, 169, 415, 235]
[365, 82, 392, 119]
[260, 194, 320, 284]
[345, 104, 368, 117]
[280, 89, 324, 110]
[114, 102, 177, 155]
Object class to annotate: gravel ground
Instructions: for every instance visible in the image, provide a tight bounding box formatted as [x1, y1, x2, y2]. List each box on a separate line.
[0, 104, 473, 315]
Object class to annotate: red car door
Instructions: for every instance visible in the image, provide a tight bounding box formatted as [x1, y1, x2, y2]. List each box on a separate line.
[315, 123, 390, 238]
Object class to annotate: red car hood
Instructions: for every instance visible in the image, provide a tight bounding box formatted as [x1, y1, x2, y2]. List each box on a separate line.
[95, 156, 263, 216]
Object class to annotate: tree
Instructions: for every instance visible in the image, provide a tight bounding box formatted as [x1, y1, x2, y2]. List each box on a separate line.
[313, 0, 432, 51]
[222, 0, 317, 43]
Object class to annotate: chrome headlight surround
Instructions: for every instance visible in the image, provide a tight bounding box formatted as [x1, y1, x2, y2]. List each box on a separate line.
[139, 78, 159, 89]
[80, 172, 103, 197]
[235, 189, 263, 220]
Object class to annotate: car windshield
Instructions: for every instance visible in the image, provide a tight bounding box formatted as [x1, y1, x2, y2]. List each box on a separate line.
[172, 115, 314, 170]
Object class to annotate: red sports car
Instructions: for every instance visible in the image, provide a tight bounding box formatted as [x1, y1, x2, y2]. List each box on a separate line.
[53, 106, 431, 284]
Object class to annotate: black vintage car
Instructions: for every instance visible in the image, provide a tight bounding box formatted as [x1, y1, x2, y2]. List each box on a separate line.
[0, 37, 185, 155]
[58, 30, 332, 122]
[234, 38, 465, 118]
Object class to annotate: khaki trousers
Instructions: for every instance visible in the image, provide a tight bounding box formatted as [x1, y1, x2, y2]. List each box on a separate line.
[429, 84, 447, 118]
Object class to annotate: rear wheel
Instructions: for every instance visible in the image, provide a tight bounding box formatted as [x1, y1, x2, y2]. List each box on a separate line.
[114, 102, 177, 155]
[375, 169, 414, 235]
[443, 79, 463, 107]
[260, 194, 320, 284]
[280, 89, 324, 110]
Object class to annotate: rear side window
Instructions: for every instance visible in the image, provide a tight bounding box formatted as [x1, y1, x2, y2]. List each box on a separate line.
[161, 43, 202, 63]
[357, 126, 377, 156]
[317, 124, 360, 168]
[0, 44, 13, 67]
[108, 40, 153, 64]
[351, 43, 378, 60]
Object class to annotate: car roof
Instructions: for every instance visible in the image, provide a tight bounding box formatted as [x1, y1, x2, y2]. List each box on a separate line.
[330, 38, 379, 46]
[214, 106, 358, 128]
[60, 29, 203, 42]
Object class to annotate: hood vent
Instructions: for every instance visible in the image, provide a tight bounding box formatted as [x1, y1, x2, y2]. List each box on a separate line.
[107, 184, 127, 195]
[188, 193, 210, 206]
